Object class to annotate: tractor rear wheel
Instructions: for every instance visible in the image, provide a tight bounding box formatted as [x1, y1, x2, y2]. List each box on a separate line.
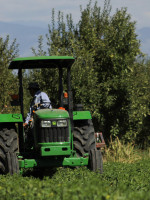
[0, 128, 19, 175]
[73, 119, 103, 173]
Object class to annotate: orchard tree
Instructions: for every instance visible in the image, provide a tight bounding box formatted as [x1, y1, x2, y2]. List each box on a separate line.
[0, 35, 19, 113]
[75, 1, 141, 139]
[127, 59, 150, 147]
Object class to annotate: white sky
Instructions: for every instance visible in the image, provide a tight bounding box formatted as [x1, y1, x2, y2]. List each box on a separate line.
[0, 0, 150, 29]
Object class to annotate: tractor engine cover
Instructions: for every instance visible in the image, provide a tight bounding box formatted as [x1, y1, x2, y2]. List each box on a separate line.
[33, 109, 70, 143]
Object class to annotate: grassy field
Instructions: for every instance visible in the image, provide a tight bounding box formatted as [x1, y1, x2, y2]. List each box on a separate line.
[0, 157, 150, 200]
[0, 139, 150, 200]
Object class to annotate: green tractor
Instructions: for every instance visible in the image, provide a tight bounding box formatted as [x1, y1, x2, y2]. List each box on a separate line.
[0, 56, 105, 175]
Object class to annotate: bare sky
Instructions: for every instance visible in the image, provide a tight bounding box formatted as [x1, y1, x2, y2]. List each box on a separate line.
[0, 0, 150, 29]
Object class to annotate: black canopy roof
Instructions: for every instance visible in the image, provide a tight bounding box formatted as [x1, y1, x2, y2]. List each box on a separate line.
[9, 56, 75, 69]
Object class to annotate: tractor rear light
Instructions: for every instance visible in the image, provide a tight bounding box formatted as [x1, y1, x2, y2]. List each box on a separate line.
[57, 120, 67, 127]
[41, 120, 51, 127]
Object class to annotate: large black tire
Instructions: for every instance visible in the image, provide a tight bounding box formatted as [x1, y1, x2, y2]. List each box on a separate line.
[73, 120, 96, 157]
[89, 149, 103, 173]
[0, 128, 19, 175]
[73, 119, 103, 173]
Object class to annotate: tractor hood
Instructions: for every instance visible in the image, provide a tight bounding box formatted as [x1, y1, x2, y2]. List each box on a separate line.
[34, 109, 70, 119]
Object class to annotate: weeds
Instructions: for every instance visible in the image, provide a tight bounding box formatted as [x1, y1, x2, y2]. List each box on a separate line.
[104, 137, 143, 163]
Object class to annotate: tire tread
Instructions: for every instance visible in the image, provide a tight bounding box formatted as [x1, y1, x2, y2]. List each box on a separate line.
[0, 128, 19, 174]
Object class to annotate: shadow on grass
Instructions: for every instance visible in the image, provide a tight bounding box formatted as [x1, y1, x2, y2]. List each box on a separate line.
[22, 167, 58, 179]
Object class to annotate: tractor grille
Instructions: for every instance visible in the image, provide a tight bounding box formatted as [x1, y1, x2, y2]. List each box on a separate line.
[37, 126, 69, 143]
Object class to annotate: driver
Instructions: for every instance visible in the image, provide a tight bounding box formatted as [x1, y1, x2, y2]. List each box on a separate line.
[23, 82, 52, 127]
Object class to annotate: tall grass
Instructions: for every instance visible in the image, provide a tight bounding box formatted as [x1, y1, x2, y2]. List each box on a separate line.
[104, 137, 144, 163]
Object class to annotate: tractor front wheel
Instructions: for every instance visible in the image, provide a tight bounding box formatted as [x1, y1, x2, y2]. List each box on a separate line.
[89, 149, 103, 173]
[0, 128, 19, 175]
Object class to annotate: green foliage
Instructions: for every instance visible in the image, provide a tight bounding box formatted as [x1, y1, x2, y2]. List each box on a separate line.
[0, 35, 19, 113]
[129, 60, 150, 147]
[77, 2, 141, 138]
[0, 159, 150, 199]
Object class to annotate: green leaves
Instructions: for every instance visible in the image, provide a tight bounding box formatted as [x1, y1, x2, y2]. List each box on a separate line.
[1, 159, 150, 199]
[0, 35, 19, 114]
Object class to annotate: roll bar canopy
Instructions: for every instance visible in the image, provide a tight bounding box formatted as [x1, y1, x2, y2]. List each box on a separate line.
[9, 56, 75, 69]
[8, 56, 74, 125]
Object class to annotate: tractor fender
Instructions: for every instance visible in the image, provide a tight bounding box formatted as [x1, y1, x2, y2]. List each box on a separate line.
[73, 111, 92, 120]
[0, 114, 23, 123]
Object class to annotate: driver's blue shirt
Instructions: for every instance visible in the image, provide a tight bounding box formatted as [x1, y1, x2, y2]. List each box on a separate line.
[25, 90, 52, 124]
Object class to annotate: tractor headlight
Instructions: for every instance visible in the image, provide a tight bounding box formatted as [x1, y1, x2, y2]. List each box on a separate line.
[41, 120, 51, 127]
[57, 120, 67, 127]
